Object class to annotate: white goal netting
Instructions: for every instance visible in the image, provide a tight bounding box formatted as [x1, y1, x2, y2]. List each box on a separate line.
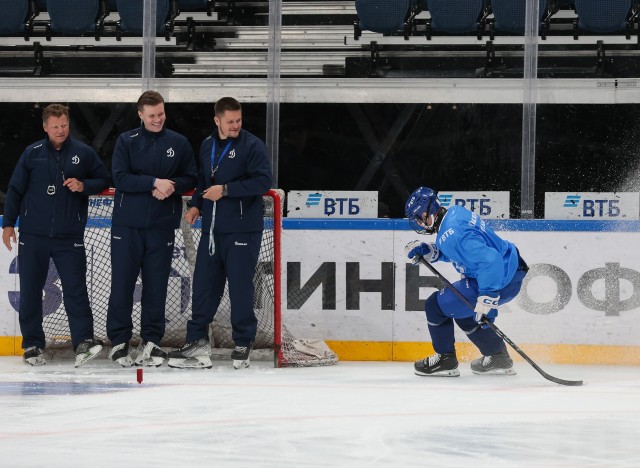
[40, 189, 337, 367]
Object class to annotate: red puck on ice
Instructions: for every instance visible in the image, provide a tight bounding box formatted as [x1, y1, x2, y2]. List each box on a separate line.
[137, 368, 143, 384]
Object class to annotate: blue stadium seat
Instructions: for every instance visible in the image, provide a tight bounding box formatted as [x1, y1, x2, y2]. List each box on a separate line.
[36, 0, 47, 11]
[116, 0, 174, 37]
[354, 0, 412, 38]
[427, 0, 486, 36]
[573, 0, 632, 33]
[0, 0, 30, 36]
[47, 0, 102, 35]
[491, 0, 548, 34]
[107, 0, 117, 12]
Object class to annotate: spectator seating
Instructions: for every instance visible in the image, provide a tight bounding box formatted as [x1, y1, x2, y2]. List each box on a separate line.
[426, 0, 488, 38]
[490, 0, 548, 35]
[46, 0, 105, 39]
[573, 0, 633, 34]
[354, 0, 415, 39]
[116, 0, 177, 39]
[0, 0, 33, 37]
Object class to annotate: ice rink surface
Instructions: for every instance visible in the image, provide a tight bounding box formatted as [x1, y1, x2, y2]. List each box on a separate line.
[0, 356, 638, 468]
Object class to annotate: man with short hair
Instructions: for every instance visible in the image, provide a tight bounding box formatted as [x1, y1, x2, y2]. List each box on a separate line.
[2, 103, 110, 367]
[168, 96, 272, 370]
[107, 90, 197, 367]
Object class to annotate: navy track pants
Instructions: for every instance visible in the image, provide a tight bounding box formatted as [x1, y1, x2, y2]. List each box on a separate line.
[17, 233, 94, 349]
[186, 231, 261, 347]
[107, 225, 174, 346]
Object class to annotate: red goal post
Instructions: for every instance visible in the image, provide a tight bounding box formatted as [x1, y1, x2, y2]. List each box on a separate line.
[40, 188, 337, 367]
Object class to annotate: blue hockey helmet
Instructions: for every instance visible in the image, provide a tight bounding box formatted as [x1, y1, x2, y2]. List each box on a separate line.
[405, 187, 442, 234]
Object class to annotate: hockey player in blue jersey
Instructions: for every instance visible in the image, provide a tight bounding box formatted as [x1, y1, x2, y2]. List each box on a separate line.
[404, 187, 529, 377]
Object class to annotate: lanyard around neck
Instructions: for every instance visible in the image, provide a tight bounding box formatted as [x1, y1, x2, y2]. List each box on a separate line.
[210, 138, 233, 177]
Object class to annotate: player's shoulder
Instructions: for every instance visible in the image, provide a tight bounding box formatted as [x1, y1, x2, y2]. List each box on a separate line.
[67, 137, 95, 155]
[437, 206, 478, 242]
[164, 128, 192, 148]
[164, 127, 186, 140]
[447, 205, 471, 217]
[238, 129, 264, 147]
[25, 138, 47, 154]
[120, 128, 141, 140]
[441, 205, 472, 226]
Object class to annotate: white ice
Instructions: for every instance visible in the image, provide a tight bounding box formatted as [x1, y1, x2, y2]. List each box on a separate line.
[0, 356, 638, 467]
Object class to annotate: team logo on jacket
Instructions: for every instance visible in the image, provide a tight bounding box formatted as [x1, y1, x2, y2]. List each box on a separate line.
[167, 147, 175, 158]
[72, 155, 80, 164]
[228, 149, 236, 159]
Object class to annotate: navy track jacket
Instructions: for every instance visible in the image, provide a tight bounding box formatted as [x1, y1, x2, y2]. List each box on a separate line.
[190, 128, 272, 233]
[111, 125, 197, 229]
[3, 137, 110, 239]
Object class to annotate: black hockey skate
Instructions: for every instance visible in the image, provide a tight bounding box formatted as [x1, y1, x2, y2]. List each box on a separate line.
[109, 342, 134, 367]
[231, 343, 253, 369]
[135, 341, 167, 367]
[23, 346, 46, 366]
[74, 339, 103, 368]
[470, 350, 516, 375]
[167, 338, 212, 369]
[414, 352, 460, 377]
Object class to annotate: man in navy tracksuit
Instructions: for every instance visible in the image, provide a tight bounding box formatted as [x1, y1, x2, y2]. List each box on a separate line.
[168, 97, 272, 370]
[2, 104, 110, 367]
[107, 91, 197, 367]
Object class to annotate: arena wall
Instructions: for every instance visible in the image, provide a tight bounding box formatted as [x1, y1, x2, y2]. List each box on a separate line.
[1, 218, 639, 365]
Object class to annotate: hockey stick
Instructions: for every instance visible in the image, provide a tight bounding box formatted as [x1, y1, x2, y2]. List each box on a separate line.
[418, 258, 584, 386]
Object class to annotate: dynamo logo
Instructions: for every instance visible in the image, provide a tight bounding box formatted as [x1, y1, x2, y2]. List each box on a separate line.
[439, 194, 453, 207]
[564, 195, 581, 207]
[306, 193, 322, 206]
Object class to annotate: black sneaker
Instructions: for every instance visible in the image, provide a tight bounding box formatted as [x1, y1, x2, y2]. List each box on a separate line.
[470, 350, 516, 375]
[74, 339, 103, 367]
[135, 341, 167, 367]
[109, 342, 134, 367]
[23, 346, 46, 366]
[231, 343, 253, 369]
[167, 338, 212, 369]
[414, 352, 460, 377]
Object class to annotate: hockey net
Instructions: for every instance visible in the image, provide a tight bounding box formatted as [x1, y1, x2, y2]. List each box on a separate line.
[41, 189, 337, 367]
